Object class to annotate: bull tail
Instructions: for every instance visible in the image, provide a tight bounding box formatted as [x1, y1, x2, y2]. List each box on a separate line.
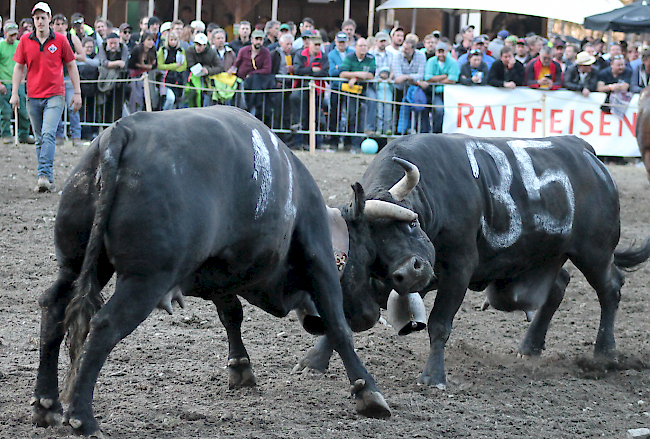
[61, 122, 130, 402]
[613, 237, 650, 270]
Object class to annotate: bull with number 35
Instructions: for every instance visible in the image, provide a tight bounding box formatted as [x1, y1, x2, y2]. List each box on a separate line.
[297, 133, 650, 389]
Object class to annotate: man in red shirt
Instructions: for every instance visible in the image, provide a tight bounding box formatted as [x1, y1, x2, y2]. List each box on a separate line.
[10, 2, 82, 193]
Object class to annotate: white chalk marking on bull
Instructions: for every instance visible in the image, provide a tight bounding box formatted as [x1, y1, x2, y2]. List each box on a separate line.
[270, 133, 280, 151]
[282, 151, 297, 219]
[466, 141, 522, 249]
[508, 140, 575, 235]
[251, 129, 272, 219]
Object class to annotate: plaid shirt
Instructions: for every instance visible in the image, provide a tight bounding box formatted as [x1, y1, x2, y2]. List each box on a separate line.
[369, 49, 393, 76]
[392, 49, 426, 88]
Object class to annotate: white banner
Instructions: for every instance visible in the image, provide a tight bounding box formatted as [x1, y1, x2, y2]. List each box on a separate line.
[442, 85, 640, 157]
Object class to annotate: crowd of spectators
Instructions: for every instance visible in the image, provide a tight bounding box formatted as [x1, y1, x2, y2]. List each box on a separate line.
[1, 9, 649, 153]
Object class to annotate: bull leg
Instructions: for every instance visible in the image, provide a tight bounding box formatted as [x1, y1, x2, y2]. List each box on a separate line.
[65, 275, 166, 436]
[419, 257, 474, 388]
[308, 264, 390, 418]
[292, 335, 334, 373]
[33, 258, 114, 429]
[518, 268, 570, 356]
[577, 262, 625, 359]
[213, 295, 256, 388]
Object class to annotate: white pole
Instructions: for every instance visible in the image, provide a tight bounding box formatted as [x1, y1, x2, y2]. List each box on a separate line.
[272, 0, 278, 22]
[173, 0, 179, 21]
[309, 81, 315, 155]
[196, 0, 202, 21]
[13, 107, 18, 146]
[344, 0, 350, 21]
[411, 8, 416, 34]
[148, 0, 154, 17]
[10, 0, 16, 22]
[143, 73, 153, 112]
[368, 0, 375, 37]
[102, 0, 108, 20]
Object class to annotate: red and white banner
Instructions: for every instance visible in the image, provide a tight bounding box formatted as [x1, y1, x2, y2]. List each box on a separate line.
[442, 85, 640, 157]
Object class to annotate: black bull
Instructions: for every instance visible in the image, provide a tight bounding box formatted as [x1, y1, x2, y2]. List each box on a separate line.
[31, 107, 390, 437]
[297, 133, 650, 389]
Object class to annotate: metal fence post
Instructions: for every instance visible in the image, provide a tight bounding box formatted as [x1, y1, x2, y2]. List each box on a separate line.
[142, 72, 153, 112]
[541, 93, 546, 137]
[309, 80, 316, 155]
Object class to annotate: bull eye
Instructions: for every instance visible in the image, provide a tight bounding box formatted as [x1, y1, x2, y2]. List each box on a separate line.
[409, 219, 418, 229]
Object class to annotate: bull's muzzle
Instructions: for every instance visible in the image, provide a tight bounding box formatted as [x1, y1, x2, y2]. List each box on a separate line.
[386, 290, 427, 336]
[390, 256, 433, 294]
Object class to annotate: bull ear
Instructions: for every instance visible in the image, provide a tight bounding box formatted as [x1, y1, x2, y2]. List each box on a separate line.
[327, 207, 349, 278]
[350, 182, 366, 220]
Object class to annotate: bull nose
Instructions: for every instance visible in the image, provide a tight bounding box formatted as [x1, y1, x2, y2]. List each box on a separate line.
[391, 256, 432, 293]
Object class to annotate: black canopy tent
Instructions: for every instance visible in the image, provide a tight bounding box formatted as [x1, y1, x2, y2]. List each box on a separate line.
[584, 0, 650, 33]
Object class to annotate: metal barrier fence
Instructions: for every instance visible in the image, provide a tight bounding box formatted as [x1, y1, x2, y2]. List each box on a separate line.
[53, 73, 433, 152]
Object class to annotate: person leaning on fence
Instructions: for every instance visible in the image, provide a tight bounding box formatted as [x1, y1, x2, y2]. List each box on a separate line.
[395, 38, 430, 134]
[52, 13, 86, 147]
[0, 21, 33, 144]
[597, 54, 632, 114]
[77, 36, 100, 140]
[327, 31, 354, 146]
[186, 32, 223, 107]
[338, 37, 375, 153]
[525, 46, 563, 90]
[487, 45, 524, 89]
[11, 2, 81, 193]
[630, 49, 650, 94]
[231, 29, 274, 121]
[564, 51, 599, 97]
[423, 41, 459, 134]
[459, 49, 488, 86]
[289, 34, 329, 150]
[127, 31, 157, 112]
[96, 31, 128, 122]
[270, 32, 295, 135]
[156, 30, 187, 110]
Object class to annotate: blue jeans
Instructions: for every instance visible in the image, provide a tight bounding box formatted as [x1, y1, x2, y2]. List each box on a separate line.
[27, 95, 65, 182]
[56, 78, 81, 139]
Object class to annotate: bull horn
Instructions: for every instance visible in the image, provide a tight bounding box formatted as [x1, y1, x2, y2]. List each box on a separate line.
[388, 158, 420, 201]
[364, 200, 418, 222]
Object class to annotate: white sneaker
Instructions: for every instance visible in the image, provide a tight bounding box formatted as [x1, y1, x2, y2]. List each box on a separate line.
[34, 176, 54, 193]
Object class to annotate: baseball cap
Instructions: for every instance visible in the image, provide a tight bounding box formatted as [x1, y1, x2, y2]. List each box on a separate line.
[251, 29, 265, 39]
[300, 30, 313, 38]
[160, 21, 171, 32]
[461, 24, 475, 33]
[194, 32, 208, 45]
[435, 41, 447, 51]
[105, 32, 119, 40]
[32, 2, 52, 15]
[472, 36, 484, 44]
[516, 38, 526, 45]
[336, 31, 348, 42]
[279, 23, 290, 31]
[575, 51, 596, 65]
[432, 30, 441, 38]
[191, 20, 205, 32]
[310, 34, 323, 44]
[497, 30, 509, 39]
[553, 39, 565, 48]
[375, 31, 389, 42]
[119, 23, 132, 32]
[4, 22, 18, 35]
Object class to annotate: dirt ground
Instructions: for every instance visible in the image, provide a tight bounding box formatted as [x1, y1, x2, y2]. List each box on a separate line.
[1, 138, 650, 439]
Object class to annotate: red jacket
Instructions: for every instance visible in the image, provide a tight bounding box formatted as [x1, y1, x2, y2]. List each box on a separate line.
[525, 57, 563, 90]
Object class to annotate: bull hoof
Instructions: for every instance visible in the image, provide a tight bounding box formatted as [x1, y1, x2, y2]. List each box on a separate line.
[416, 373, 446, 389]
[292, 348, 331, 374]
[31, 395, 63, 428]
[350, 380, 391, 419]
[227, 357, 256, 389]
[517, 343, 544, 357]
[64, 413, 103, 437]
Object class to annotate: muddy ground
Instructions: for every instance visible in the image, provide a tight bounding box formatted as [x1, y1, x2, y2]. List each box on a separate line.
[1, 137, 650, 439]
